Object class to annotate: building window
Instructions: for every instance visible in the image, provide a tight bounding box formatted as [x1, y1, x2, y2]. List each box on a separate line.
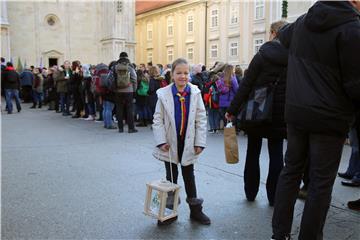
[255, 0, 265, 20]
[187, 48, 194, 61]
[229, 42, 238, 57]
[187, 15, 194, 33]
[230, 8, 238, 25]
[147, 51, 153, 63]
[210, 44, 218, 58]
[167, 18, 174, 37]
[116, 1, 122, 13]
[211, 9, 218, 28]
[167, 48, 174, 63]
[147, 23, 153, 41]
[254, 38, 264, 54]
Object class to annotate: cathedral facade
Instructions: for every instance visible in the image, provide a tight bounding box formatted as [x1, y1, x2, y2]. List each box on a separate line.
[0, 1, 136, 68]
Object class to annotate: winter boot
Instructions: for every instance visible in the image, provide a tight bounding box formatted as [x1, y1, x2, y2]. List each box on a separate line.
[30, 103, 36, 109]
[187, 198, 211, 225]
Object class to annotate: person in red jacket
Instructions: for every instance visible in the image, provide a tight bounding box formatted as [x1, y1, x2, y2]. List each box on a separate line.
[3, 62, 21, 114]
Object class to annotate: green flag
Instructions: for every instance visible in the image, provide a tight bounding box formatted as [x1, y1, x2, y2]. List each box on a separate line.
[16, 57, 23, 73]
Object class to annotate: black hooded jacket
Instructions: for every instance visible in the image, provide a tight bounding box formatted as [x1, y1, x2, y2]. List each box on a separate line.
[227, 40, 288, 138]
[278, 1, 360, 136]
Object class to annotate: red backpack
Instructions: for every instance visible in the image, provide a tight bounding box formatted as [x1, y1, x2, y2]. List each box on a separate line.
[92, 63, 109, 94]
[159, 78, 168, 88]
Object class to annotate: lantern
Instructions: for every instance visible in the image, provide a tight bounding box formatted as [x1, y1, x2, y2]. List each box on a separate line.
[144, 179, 181, 222]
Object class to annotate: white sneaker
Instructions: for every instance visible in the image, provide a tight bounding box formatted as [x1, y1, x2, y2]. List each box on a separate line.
[84, 116, 95, 121]
[113, 116, 118, 123]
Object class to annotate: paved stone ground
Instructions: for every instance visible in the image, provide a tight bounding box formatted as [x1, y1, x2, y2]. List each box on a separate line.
[2, 103, 360, 239]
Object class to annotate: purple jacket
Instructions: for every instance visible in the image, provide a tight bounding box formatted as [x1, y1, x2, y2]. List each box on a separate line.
[216, 76, 239, 108]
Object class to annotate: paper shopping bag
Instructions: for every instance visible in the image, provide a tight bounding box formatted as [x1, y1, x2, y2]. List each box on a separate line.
[223, 122, 239, 164]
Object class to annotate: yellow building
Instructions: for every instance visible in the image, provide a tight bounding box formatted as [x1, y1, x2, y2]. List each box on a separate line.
[135, 0, 207, 66]
[135, 0, 315, 68]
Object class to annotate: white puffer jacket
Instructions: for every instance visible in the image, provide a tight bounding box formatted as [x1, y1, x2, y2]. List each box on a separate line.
[152, 83, 207, 166]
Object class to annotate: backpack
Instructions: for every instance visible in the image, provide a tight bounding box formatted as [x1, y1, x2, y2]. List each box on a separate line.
[113, 62, 131, 89]
[92, 63, 109, 94]
[210, 85, 219, 103]
[159, 78, 168, 88]
[137, 79, 149, 96]
[203, 84, 219, 109]
[202, 77, 213, 97]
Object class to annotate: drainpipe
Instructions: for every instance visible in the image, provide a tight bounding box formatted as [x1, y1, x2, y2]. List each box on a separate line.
[204, 1, 208, 68]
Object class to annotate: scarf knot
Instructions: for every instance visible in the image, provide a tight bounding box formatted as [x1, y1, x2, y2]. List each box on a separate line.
[176, 91, 188, 139]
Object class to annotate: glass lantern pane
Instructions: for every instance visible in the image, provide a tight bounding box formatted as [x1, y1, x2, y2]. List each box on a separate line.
[150, 190, 161, 215]
[164, 206, 173, 217]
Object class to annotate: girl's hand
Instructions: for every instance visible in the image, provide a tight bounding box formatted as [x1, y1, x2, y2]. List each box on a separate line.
[160, 143, 170, 152]
[194, 147, 203, 155]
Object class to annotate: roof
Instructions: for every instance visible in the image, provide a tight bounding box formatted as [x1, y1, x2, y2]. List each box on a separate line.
[136, 1, 181, 15]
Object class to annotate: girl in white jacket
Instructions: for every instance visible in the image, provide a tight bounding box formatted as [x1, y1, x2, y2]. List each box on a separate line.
[152, 58, 210, 225]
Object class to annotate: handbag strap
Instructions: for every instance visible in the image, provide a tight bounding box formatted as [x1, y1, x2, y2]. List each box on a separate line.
[273, 68, 286, 86]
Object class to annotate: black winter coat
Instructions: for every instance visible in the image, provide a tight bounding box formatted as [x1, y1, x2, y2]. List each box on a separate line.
[70, 72, 83, 94]
[3, 68, 20, 90]
[278, 1, 360, 136]
[191, 73, 204, 92]
[148, 77, 161, 108]
[227, 40, 288, 139]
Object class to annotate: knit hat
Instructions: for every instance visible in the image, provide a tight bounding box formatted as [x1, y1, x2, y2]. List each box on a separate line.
[119, 52, 128, 58]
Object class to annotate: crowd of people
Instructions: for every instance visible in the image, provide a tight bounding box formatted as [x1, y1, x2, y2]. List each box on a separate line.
[1, 52, 245, 133]
[1, 1, 360, 239]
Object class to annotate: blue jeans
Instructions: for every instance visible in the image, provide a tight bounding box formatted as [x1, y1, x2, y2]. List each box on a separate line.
[103, 100, 114, 128]
[219, 107, 228, 128]
[33, 91, 43, 106]
[5, 89, 21, 113]
[86, 102, 95, 116]
[208, 108, 220, 130]
[60, 93, 70, 113]
[137, 105, 151, 120]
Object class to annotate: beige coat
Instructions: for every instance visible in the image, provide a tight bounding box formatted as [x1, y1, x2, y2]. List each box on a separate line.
[152, 83, 207, 166]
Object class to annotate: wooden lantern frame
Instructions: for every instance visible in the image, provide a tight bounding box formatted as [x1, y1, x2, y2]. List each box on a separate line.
[144, 179, 181, 222]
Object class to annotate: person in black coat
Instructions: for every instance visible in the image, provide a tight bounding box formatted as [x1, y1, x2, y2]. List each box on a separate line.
[71, 61, 84, 118]
[270, 2, 360, 240]
[135, 69, 151, 127]
[20, 68, 34, 103]
[147, 66, 162, 119]
[226, 20, 288, 207]
[3, 62, 22, 113]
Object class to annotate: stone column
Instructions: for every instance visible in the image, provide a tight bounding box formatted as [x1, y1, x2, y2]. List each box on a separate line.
[99, 0, 136, 64]
[1, 1, 11, 60]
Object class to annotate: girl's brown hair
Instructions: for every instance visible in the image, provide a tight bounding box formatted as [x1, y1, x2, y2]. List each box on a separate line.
[148, 66, 160, 78]
[270, 20, 288, 38]
[171, 58, 189, 74]
[223, 64, 234, 87]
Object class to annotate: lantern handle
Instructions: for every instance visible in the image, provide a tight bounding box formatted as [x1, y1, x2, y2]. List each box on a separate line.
[169, 147, 174, 186]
